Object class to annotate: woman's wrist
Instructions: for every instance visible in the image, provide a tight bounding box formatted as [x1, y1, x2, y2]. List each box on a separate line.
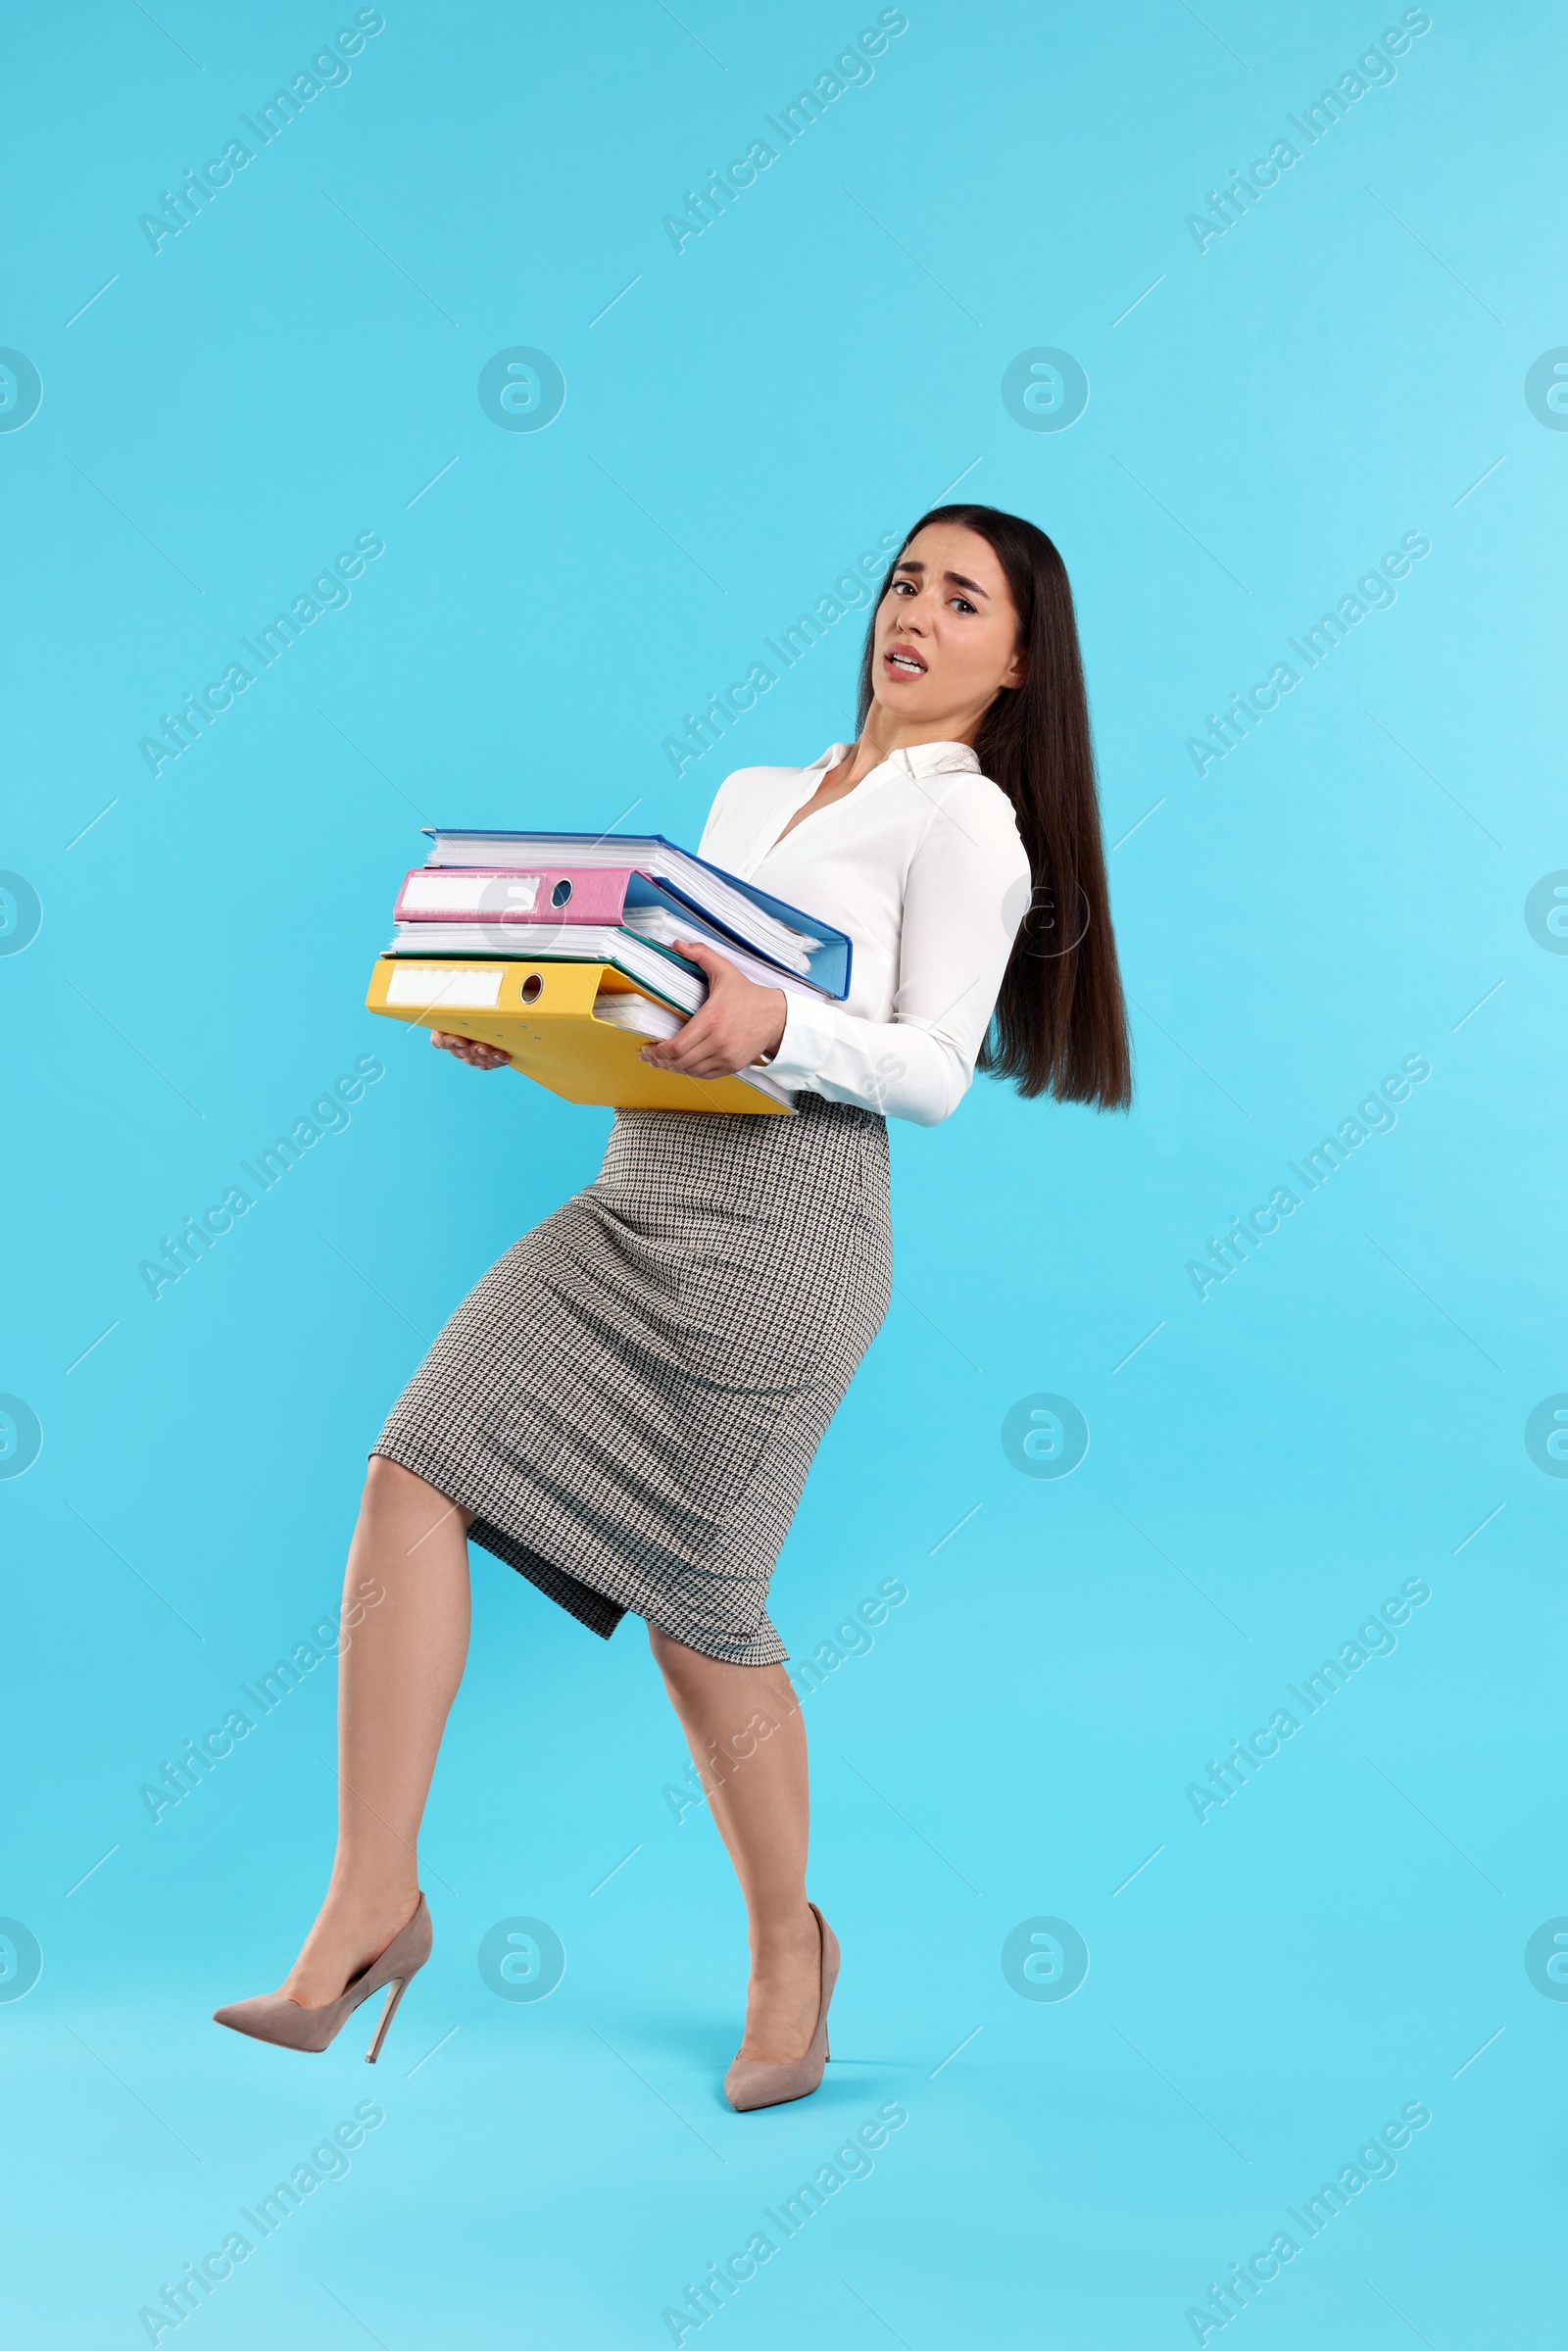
[758, 989, 788, 1064]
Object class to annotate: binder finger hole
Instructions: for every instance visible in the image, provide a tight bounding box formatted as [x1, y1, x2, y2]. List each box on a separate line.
[519, 973, 543, 1004]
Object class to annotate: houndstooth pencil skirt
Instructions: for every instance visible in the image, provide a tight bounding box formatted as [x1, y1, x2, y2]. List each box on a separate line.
[370, 1094, 892, 1664]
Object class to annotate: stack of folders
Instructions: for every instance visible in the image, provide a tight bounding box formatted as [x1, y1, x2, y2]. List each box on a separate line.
[366, 827, 854, 1115]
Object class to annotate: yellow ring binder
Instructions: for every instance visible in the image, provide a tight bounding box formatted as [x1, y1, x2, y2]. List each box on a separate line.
[367, 957, 795, 1115]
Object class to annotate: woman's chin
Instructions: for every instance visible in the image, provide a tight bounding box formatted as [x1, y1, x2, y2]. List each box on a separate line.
[872, 678, 928, 713]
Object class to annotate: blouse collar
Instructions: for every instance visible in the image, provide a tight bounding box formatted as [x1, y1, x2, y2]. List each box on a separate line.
[812, 738, 981, 781]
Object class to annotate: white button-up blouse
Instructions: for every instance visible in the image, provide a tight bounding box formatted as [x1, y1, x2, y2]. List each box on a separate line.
[697, 737, 1033, 1127]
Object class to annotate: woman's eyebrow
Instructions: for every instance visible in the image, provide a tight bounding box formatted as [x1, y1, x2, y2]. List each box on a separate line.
[895, 559, 991, 599]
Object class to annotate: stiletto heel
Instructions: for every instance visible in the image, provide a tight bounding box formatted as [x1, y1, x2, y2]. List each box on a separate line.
[364, 1975, 410, 2064]
[724, 1902, 839, 2113]
[213, 1894, 432, 2056]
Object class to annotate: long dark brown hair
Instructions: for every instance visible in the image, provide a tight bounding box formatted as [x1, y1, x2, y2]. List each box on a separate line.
[855, 503, 1132, 1110]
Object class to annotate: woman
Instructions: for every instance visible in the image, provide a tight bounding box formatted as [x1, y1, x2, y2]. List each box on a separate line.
[213, 503, 1132, 2108]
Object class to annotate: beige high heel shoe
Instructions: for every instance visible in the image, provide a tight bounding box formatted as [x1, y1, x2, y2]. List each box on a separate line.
[213, 1895, 432, 2061]
[724, 1902, 839, 2113]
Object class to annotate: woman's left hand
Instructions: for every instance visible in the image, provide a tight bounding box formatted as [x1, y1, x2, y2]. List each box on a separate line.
[638, 940, 788, 1078]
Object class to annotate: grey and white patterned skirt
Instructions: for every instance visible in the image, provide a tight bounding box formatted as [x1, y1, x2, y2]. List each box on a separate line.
[370, 1094, 893, 1664]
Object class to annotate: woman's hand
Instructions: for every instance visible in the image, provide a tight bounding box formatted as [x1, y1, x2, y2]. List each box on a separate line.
[430, 1028, 511, 1071]
[638, 940, 788, 1079]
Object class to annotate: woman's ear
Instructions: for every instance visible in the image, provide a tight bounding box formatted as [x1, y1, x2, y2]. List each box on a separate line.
[1002, 646, 1029, 691]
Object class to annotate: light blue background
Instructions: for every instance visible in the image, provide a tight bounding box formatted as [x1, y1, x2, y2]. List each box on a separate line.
[4, 2, 1564, 2343]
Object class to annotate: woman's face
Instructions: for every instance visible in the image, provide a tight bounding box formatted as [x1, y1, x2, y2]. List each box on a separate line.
[871, 522, 1027, 739]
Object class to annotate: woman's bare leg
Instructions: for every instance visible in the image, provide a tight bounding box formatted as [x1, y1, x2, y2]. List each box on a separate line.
[277, 1458, 472, 2008]
[649, 1629, 823, 2062]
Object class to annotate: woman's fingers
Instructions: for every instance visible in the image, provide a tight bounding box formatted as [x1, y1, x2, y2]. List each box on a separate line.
[635, 951, 782, 1079]
[431, 1028, 509, 1069]
[671, 936, 740, 982]
[640, 1011, 714, 1070]
[641, 1008, 744, 1075]
[642, 1034, 754, 1079]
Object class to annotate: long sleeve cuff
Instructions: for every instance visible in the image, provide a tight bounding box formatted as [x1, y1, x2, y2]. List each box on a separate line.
[763, 990, 972, 1126]
[765, 989, 839, 1088]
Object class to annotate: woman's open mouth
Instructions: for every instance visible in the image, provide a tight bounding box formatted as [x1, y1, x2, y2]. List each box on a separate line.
[883, 645, 927, 679]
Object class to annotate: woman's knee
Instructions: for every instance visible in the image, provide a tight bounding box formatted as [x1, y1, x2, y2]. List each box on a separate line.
[648, 1626, 786, 1706]
[647, 1623, 721, 1690]
[647, 1622, 687, 1675]
[362, 1454, 471, 1534]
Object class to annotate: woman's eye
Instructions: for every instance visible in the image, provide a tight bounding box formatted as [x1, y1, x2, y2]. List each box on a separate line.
[951, 596, 976, 614]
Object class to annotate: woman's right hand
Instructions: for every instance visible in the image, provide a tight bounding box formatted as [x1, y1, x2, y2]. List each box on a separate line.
[430, 1028, 511, 1072]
